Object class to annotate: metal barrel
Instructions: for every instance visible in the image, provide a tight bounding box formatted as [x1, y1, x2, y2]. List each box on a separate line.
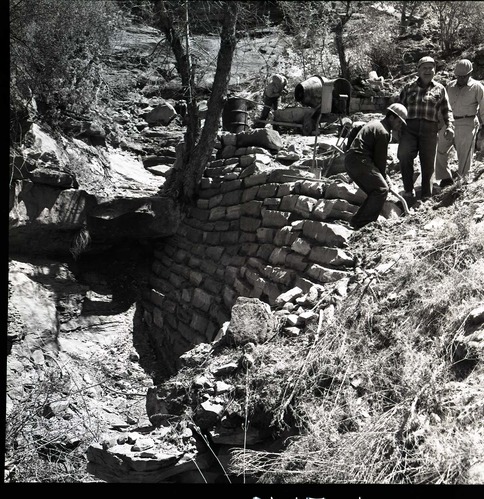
[222, 97, 248, 133]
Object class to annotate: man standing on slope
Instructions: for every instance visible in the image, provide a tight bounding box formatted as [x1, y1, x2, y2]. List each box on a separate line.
[397, 56, 454, 200]
[254, 74, 288, 127]
[435, 59, 484, 187]
[345, 103, 408, 230]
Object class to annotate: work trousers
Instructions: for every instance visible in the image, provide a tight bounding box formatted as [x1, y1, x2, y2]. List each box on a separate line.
[435, 117, 477, 181]
[397, 118, 438, 198]
[345, 151, 389, 229]
[255, 96, 279, 126]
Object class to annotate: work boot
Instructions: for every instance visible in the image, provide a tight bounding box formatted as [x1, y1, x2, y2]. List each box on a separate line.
[403, 189, 416, 198]
[439, 178, 454, 188]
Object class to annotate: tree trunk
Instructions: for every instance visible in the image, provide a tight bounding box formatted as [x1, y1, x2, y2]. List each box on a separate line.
[181, 3, 239, 202]
[399, 1, 408, 35]
[333, 2, 353, 82]
[154, 1, 190, 91]
[161, 1, 239, 204]
[334, 19, 349, 81]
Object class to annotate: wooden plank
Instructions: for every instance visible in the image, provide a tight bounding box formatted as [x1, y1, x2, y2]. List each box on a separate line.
[281, 174, 327, 183]
[256, 118, 341, 130]
[256, 120, 304, 128]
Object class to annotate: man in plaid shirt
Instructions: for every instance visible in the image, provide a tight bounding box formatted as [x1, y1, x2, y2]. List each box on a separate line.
[397, 56, 454, 200]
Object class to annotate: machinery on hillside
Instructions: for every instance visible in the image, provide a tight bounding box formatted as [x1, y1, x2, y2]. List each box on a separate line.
[222, 74, 355, 179]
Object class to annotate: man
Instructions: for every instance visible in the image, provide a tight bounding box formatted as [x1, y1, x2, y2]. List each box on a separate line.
[397, 56, 454, 200]
[254, 74, 288, 127]
[345, 103, 408, 230]
[435, 59, 484, 187]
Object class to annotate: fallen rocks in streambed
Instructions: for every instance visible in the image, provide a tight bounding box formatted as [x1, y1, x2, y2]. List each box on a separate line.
[87, 425, 212, 483]
[86, 289, 352, 482]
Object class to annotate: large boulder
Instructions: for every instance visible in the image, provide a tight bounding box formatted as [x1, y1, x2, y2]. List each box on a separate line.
[9, 180, 98, 256]
[236, 128, 283, 152]
[224, 297, 277, 346]
[10, 123, 76, 185]
[9, 123, 179, 256]
[143, 101, 177, 125]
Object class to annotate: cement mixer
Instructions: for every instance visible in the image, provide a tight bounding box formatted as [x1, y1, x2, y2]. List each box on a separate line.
[294, 75, 351, 115]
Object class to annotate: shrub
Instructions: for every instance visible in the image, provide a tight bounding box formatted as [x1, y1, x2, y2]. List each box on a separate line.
[10, 0, 123, 143]
[5, 364, 103, 483]
[365, 36, 401, 78]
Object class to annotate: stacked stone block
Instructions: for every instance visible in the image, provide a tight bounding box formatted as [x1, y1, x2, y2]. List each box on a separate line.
[142, 131, 368, 363]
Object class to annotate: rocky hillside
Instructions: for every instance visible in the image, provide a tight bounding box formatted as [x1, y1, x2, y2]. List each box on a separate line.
[6, 10, 484, 488]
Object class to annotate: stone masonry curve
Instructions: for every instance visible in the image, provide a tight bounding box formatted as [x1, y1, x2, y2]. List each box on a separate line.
[140, 129, 385, 372]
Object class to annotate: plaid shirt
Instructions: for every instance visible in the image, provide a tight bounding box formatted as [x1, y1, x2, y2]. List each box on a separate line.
[399, 78, 454, 128]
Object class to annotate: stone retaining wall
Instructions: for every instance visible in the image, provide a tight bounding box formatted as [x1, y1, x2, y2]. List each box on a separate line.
[349, 95, 393, 113]
[141, 131, 389, 371]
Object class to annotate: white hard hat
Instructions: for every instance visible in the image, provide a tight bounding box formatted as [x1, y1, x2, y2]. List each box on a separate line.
[387, 103, 408, 125]
[454, 59, 473, 76]
[417, 56, 436, 68]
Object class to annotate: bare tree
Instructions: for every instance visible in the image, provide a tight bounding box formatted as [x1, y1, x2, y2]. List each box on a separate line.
[152, 0, 246, 204]
[430, 1, 483, 54]
[153, 0, 201, 191]
[279, 0, 361, 80]
[394, 0, 422, 35]
[278, 1, 332, 78]
[157, 2, 240, 203]
[329, 1, 363, 81]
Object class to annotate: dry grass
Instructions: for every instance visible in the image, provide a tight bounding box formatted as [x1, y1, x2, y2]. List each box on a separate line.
[229, 177, 484, 484]
[8, 177, 483, 483]
[5, 364, 104, 483]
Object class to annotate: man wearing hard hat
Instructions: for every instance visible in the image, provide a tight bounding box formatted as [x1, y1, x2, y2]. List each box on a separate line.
[345, 103, 408, 229]
[435, 59, 484, 186]
[397, 56, 454, 200]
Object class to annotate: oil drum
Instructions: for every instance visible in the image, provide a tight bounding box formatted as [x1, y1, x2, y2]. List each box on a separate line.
[222, 97, 248, 133]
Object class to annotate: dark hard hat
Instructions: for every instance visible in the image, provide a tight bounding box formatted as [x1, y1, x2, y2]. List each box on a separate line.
[387, 103, 408, 125]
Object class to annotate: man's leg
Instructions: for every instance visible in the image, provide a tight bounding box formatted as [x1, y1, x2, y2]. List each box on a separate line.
[418, 120, 438, 198]
[454, 122, 476, 180]
[346, 156, 389, 228]
[435, 126, 454, 183]
[254, 96, 278, 128]
[398, 119, 419, 193]
[271, 98, 281, 132]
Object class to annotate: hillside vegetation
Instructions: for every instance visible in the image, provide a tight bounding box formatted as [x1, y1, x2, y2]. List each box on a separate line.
[228, 178, 484, 484]
[7, 0, 484, 486]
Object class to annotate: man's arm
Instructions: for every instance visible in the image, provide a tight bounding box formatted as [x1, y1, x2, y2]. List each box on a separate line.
[398, 85, 407, 106]
[373, 132, 389, 175]
[441, 87, 455, 140]
[476, 80, 484, 126]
